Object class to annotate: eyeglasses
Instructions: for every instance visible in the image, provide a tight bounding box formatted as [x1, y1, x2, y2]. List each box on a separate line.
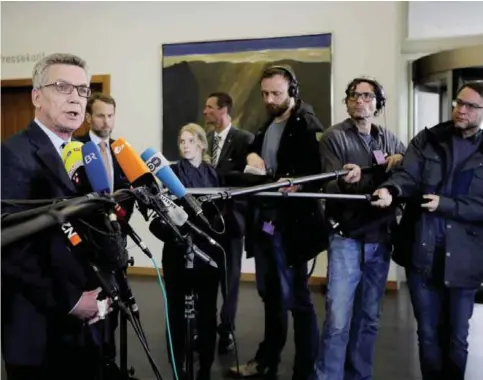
[452, 99, 483, 111]
[348, 91, 376, 102]
[40, 81, 92, 98]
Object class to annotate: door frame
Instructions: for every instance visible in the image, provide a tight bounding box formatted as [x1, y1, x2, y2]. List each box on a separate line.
[1, 74, 110, 93]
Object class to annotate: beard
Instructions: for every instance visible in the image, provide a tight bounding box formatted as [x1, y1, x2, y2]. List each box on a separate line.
[94, 128, 111, 138]
[454, 116, 482, 137]
[265, 97, 291, 118]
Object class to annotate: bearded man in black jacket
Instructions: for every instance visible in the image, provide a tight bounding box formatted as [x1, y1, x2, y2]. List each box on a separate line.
[230, 66, 326, 380]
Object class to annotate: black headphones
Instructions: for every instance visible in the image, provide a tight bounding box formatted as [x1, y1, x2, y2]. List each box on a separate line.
[261, 65, 300, 99]
[344, 77, 386, 116]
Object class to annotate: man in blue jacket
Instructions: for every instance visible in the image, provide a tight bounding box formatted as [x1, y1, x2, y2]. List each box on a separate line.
[372, 80, 483, 380]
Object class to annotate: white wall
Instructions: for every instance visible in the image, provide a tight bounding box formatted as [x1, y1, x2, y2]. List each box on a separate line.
[408, 1, 483, 39]
[1, 1, 407, 282]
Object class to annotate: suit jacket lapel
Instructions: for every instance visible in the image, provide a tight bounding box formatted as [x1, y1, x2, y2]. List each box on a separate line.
[218, 127, 236, 166]
[28, 122, 77, 194]
[109, 138, 125, 186]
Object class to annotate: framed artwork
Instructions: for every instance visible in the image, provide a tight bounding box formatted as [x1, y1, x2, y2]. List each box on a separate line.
[161, 33, 332, 160]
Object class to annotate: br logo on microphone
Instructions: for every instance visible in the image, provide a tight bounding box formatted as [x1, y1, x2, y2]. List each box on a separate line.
[145, 155, 162, 175]
[84, 152, 98, 165]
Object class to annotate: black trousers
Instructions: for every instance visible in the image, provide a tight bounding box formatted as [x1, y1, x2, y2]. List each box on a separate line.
[5, 328, 101, 380]
[218, 236, 244, 336]
[163, 249, 220, 376]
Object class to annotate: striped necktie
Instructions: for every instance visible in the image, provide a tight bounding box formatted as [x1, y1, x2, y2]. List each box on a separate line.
[99, 141, 113, 189]
[211, 134, 220, 167]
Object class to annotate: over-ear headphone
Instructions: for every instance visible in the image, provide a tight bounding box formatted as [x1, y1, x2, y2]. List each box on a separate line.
[261, 65, 300, 99]
[344, 77, 386, 116]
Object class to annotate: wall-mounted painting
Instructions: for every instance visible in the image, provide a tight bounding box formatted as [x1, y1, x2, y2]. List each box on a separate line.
[161, 33, 332, 160]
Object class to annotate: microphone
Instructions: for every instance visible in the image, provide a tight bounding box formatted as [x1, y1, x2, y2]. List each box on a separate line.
[157, 192, 222, 249]
[82, 142, 113, 194]
[110, 138, 188, 244]
[82, 141, 154, 260]
[110, 138, 162, 220]
[149, 217, 218, 268]
[62, 141, 92, 194]
[110, 138, 158, 192]
[60, 142, 92, 249]
[140, 148, 210, 227]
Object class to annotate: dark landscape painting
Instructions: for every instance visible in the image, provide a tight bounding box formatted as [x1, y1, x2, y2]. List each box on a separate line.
[161, 33, 332, 160]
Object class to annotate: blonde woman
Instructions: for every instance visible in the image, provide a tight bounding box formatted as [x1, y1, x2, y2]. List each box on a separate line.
[162, 123, 220, 380]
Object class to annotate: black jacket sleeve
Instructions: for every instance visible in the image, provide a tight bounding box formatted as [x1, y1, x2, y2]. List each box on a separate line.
[380, 130, 427, 198]
[1, 143, 84, 314]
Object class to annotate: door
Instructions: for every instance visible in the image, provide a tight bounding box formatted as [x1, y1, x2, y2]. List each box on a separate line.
[452, 67, 483, 92]
[1, 76, 110, 142]
[413, 71, 452, 135]
[1, 85, 35, 141]
[412, 45, 483, 137]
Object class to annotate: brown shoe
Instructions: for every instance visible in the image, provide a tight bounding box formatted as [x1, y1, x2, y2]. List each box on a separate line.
[228, 359, 273, 378]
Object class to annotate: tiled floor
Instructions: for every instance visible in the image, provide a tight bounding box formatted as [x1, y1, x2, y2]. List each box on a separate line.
[3, 278, 483, 380]
[112, 278, 423, 380]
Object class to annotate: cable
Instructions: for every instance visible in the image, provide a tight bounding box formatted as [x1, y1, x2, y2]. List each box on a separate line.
[151, 257, 179, 380]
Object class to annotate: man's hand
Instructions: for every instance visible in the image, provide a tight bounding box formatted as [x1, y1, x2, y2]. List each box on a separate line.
[342, 164, 362, 183]
[86, 298, 114, 325]
[247, 153, 266, 171]
[70, 287, 102, 321]
[421, 194, 440, 212]
[277, 178, 300, 193]
[385, 154, 404, 172]
[371, 188, 393, 208]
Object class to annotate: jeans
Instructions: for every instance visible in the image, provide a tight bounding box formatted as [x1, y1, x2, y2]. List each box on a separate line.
[254, 230, 319, 379]
[312, 234, 390, 380]
[406, 268, 477, 380]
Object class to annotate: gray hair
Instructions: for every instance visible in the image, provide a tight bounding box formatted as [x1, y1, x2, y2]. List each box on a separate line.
[32, 53, 91, 89]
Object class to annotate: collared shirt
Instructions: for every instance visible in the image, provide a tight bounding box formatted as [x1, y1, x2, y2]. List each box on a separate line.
[212, 124, 232, 165]
[88, 130, 114, 189]
[35, 118, 71, 157]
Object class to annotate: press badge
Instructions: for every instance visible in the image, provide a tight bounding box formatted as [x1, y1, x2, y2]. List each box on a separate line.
[262, 221, 275, 235]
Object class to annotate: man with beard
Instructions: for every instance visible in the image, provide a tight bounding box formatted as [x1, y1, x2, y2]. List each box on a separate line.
[77, 92, 134, 365]
[311, 77, 405, 380]
[372, 81, 483, 380]
[230, 66, 325, 379]
[203, 92, 254, 354]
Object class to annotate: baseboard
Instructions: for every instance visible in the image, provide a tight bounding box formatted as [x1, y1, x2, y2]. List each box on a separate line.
[127, 267, 399, 290]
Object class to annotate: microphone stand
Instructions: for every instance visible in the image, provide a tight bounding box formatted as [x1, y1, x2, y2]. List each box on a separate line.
[115, 257, 141, 380]
[180, 233, 217, 380]
[184, 233, 196, 380]
[196, 167, 376, 202]
[247, 192, 377, 200]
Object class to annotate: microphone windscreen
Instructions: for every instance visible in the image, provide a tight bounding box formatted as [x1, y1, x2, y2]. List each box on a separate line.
[141, 148, 187, 198]
[62, 141, 91, 193]
[111, 138, 151, 184]
[82, 141, 112, 194]
[148, 216, 176, 243]
[62, 141, 84, 180]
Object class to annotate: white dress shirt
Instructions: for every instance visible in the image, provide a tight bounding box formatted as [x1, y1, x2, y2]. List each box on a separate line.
[212, 124, 231, 166]
[88, 130, 114, 190]
[35, 118, 71, 157]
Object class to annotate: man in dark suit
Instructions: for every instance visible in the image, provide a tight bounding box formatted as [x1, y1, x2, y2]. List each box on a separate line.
[76, 92, 135, 362]
[76, 92, 133, 203]
[1, 53, 107, 380]
[204, 92, 254, 354]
